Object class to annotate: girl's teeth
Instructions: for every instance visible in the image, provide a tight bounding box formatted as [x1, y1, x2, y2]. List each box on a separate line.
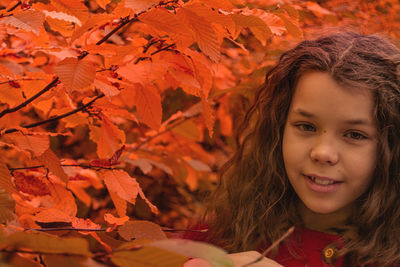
[310, 176, 335, 185]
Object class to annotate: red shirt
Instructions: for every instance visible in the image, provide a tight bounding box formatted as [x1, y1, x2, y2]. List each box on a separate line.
[181, 225, 344, 266]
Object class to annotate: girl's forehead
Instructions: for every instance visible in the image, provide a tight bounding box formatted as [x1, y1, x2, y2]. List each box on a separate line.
[290, 72, 375, 123]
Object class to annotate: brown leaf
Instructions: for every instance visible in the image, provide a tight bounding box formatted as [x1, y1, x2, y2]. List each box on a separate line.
[118, 220, 167, 241]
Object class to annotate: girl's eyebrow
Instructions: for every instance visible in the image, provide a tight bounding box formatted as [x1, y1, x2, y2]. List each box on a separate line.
[292, 108, 374, 126]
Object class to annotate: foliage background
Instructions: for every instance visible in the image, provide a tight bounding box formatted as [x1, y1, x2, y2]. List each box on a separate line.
[0, 0, 399, 265]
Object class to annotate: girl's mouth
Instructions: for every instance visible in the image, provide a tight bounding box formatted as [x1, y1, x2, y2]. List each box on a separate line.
[303, 174, 342, 193]
[306, 175, 339, 185]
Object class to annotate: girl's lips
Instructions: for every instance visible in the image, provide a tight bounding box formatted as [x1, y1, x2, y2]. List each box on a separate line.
[303, 174, 342, 193]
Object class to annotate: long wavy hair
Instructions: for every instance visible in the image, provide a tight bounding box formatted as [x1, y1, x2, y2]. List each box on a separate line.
[202, 32, 400, 266]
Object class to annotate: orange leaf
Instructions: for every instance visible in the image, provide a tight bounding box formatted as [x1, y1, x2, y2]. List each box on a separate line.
[101, 169, 158, 214]
[0, 10, 45, 35]
[34, 208, 72, 222]
[178, 7, 221, 62]
[118, 220, 167, 241]
[47, 182, 77, 219]
[36, 148, 69, 183]
[72, 217, 101, 233]
[139, 8, 193, 49]
[0, 162, 16, 194]
[132, 84, 162, 130]
[305, 1, 334, 17]
[51, 0, 88, 25]
[109, 190, 127, 217]
[95, 0, 112, 9]
[8, 132, 49, 157]
[0, 82, 24, 107]
[93, 74, 120, 99]
[125, 0, 159, 13]
[54, 57, 96, 93]
[68, 181, 91, 207]
[96, 114, 125, 158]
[104, 213, 129, 225]
[45, 17, 75, 37]
[70, 14, 111, 43]
[101, 169, 139, 204]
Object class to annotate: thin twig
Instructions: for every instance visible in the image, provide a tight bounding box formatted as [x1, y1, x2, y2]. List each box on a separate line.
[0, 77, 59, 119]
[24, 227, 106, 232]
[242, 226, 295, 267]
[2, 94, 104, 134]
[7, 1, 21, 12]
[8, 164, 115, 171]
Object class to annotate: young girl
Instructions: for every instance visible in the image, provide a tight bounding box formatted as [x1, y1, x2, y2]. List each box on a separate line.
[184, 32, 400, 266]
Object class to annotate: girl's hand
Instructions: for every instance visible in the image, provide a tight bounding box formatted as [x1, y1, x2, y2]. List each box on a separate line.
[184, 251, 283, 267]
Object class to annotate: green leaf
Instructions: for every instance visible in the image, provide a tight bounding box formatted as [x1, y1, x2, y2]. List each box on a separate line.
[42, 255, 107, 267]
[2, 231, 92, 256]
[111, 246, 188, 267]
[148, 239, 234, 267]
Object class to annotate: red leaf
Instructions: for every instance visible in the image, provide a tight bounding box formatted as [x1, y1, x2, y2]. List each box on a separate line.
[13, 172, 50, 196]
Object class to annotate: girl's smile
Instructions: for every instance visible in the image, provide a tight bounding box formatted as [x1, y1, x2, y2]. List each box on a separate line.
[282, 71, 377, 229]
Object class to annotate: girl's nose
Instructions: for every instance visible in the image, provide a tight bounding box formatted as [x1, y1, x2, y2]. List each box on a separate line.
[309, 137, 339, 165]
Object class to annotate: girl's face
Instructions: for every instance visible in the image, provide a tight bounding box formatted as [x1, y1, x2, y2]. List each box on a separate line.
[282, 72, 377, 224]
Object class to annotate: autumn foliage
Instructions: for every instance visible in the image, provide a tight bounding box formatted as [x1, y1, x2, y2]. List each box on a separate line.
[0, 0, 399, 265]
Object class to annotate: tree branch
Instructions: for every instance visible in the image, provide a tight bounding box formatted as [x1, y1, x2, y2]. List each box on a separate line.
[8, 163, 116, 172]
[7, 1, 21, 12]
[3, 94, 104, 134]
[0, 0, 179, 120]
[0, 77, 59, 119]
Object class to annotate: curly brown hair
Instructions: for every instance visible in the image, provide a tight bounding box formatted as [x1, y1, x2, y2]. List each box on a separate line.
[202, 32, 400, 266]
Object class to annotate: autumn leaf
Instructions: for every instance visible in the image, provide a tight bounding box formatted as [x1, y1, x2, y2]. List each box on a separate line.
[42, 255, 106, 267]
[54, 57, 96, 93]
[104, 213, 129, 225]
[148, 239, 233, 267]
[0, 10, 45, 35]
[125, 0, 159, 13]
[94, 74, 120, 99]
[131, 83, 162, 130]
[0, 162, 16, 194]
[8, 132, 49, 157]
[118, 220, 167, 241]
[139, 8, 193, 49]
[109, 190, 127, 218]
[51, 0, 89, 25]
[0, 188, 16, 224]
[36, 148, 69, 183]
[13, 172, 50, 196]
[100, 169, 158, 214]
[95, 114, 126, 158]
[178, 7, 221, 62]
[2, 231, 92, 256]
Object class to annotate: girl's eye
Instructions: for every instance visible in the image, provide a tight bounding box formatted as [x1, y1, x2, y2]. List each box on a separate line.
[344, 131, 367, 140]
[295, 123, 316, 132]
